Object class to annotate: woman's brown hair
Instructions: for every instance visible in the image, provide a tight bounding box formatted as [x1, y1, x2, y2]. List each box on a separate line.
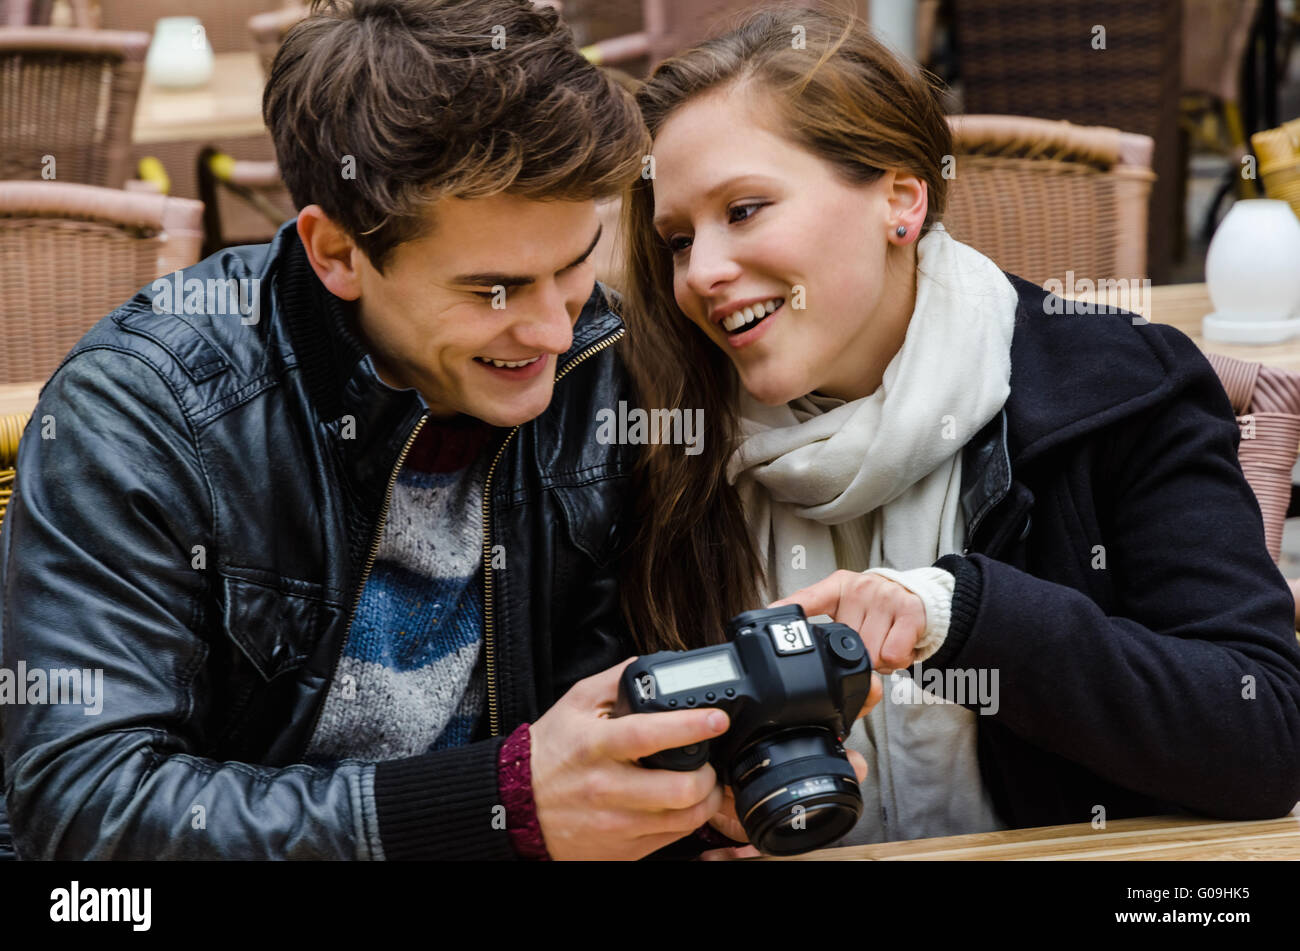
[620, 5, 953, 653]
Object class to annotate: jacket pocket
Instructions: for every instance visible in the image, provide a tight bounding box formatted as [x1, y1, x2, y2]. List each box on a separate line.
[551, 475, 628, 565]
[217, 566, 344, 682]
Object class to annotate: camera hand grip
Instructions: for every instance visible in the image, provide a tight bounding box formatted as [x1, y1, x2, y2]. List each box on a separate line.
[641, 741, 712, 772]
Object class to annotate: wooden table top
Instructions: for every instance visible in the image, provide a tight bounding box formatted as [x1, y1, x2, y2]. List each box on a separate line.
[769, 805, 1300, 860]
[1129, 281, 1300, 374]
[132, 51, 267, 146]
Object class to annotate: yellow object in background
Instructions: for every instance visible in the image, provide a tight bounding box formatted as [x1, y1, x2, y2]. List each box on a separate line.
[136, 156, 171, 195]
[1253, 118, 1300, 223]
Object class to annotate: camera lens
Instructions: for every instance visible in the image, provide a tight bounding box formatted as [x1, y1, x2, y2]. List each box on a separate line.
[728, 727, 862, 856]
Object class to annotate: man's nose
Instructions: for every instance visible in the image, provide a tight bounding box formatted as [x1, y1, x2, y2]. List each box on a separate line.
[512, 284, 575, 354]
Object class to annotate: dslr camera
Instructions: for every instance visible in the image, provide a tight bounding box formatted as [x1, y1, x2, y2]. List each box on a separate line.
[615, 604, 872, 856]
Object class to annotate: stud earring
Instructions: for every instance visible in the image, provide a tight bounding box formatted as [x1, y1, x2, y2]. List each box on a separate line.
[895, 225, 907, 238]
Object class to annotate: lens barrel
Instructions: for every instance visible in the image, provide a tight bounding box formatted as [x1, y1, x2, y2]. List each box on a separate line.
[728, 727, 862, 856]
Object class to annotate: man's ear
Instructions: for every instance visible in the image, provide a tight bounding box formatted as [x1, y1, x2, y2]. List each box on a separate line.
[296, 205, 364, 301]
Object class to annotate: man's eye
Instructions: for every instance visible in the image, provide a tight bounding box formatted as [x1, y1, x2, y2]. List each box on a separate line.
[471, 290, 498, 300]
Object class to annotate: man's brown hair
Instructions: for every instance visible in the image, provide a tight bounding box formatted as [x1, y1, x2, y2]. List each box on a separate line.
[264, 0, 649, 271]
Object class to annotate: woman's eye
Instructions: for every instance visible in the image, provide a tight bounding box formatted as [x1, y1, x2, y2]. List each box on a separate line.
[728, 202, 765, 224]
[666, 235, 692, 254]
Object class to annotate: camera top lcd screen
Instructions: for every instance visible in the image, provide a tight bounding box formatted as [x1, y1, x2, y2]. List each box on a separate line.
[652, 652, 740, 695]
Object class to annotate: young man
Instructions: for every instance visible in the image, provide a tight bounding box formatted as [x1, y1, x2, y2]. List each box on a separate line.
[0, 0, 730, 860]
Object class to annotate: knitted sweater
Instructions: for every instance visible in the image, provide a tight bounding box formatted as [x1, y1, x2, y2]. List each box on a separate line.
[300, 411, 550, 858]
[306, 414, 494, 761]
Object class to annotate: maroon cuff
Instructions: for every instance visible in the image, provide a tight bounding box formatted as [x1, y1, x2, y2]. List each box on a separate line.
[498, 722, 550, 860]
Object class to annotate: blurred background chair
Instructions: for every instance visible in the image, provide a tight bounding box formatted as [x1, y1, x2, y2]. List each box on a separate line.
[1206, 351, 1300, 564]
[197, 147, 295, 254]
[951, 0, 1182, 284]
[0, 181, 203, 383]
[1181, 0, 1262, 243]
[942, 115, 1156, 287]
[190, 5, 304, 253]
[0, 27, 149, 189]
[0, 409, 26, 535]
[248, 1, 306, 80]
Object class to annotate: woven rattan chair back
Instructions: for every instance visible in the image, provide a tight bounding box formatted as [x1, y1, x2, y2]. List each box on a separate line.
[0, 181, 203, 383]
[952, 0, 1180, 283]
[1206, 351, 1300, 563]
[248, 3, 307, 80]
[0, 27, 148, 189]
[942, 115, 1156, 287]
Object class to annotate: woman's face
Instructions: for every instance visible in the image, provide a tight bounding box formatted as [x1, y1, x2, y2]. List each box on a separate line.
[650, 84, 923, 405]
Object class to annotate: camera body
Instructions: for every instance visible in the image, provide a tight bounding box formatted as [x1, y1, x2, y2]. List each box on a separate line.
[614, 604, 873, 855]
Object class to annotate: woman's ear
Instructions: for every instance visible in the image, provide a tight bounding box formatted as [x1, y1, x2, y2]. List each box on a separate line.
[884, 171, 928, 244]
[296, 205, 364, 301]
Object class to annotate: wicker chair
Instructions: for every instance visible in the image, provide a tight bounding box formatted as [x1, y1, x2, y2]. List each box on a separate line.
[1206, 351, 1300, 565]
[0, 409, 27, 535]
[942, 115, 1156, 288]
[952, 0, 1181, 284]
[1181, 0, 1262, 240]
[0, 27, 149, 189]
[248, 2, 307, 80]
[0, 180, 204, 383]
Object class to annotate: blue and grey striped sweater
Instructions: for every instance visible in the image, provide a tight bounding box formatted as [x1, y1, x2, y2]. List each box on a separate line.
[306, 414, 497, 763]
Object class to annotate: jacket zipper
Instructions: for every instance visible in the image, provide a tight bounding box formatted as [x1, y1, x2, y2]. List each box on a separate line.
[480, 327, 626, 737]
[301, 413, 428, 754]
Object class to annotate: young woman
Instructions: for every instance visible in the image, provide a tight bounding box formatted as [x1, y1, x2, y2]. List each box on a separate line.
[618, 7, 1300, 850]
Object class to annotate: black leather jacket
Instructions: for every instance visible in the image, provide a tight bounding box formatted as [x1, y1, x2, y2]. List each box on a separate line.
[0, 223, 635, 859]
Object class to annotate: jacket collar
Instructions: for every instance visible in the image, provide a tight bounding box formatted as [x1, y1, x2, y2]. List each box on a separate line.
[960, 272, 1184, 550]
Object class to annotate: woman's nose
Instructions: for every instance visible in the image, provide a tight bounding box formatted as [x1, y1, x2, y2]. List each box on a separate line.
[684, 232, 743, 300]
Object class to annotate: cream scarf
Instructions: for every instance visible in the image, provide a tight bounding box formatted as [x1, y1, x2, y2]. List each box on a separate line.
[725, 224, 1018, 843]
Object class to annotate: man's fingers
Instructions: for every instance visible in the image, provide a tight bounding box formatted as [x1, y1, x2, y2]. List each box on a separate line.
[626, 783, 726, 841]
[592, 760, 719, 811]
[600, 708, 729, 762]
[569, 656, 638, 710]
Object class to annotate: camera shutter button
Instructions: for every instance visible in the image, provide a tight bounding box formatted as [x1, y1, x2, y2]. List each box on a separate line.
[828, 630, 866, 666]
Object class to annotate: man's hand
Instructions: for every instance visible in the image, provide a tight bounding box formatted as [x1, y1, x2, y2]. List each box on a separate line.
[701, 670, 882, 860]
[771, 570, 927, 674]
[531, 658, 730, 860]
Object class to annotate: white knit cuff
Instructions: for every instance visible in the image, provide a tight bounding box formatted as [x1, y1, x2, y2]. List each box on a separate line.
[862, 566, 956, 664]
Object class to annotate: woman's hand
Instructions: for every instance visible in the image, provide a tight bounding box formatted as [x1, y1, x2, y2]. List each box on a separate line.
[770, 570, 928, 674]
[700, 669, 883, 860]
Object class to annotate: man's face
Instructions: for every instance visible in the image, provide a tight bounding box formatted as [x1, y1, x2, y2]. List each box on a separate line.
[352, 194, 602, 427]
